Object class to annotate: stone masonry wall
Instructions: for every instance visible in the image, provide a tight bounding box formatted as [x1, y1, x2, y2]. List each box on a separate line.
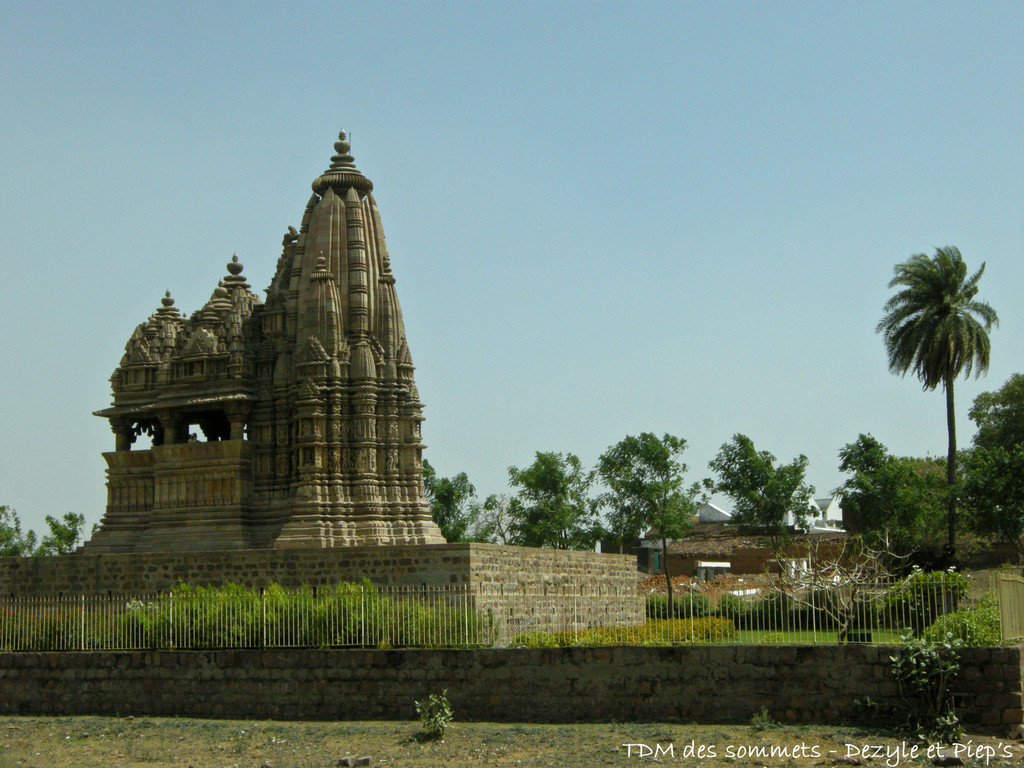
[0, 645, 1019, 726]
[0, 544, 636, 594]
[0, 545, 642, 639]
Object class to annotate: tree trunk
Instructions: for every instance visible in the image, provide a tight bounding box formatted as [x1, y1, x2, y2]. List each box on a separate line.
[838, 611, 852, 643]
[945, 374, 958, 556]
[662, 537, 674, 617]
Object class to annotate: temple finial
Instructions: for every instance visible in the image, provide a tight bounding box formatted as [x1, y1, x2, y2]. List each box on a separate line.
[155, 289, 180, 318]
[328, 130, 357, 172]
[313, 128, 373, 194]
[311, 251, 333, 280]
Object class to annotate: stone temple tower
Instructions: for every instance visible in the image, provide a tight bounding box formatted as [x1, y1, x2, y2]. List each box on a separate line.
[89, 131, 445, 552]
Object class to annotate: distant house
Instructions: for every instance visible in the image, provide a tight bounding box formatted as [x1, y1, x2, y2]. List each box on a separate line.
[782, 495, 845, 533]
[697, 502, 732, 523]
[628, 495, 844, 575]
[664, 523, 846, 578]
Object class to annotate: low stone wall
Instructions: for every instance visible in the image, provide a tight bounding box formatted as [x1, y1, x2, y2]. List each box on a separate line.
[0, 644, 1019, 726]
[0, 545, 642, 640]
[0, 544, 636, 594]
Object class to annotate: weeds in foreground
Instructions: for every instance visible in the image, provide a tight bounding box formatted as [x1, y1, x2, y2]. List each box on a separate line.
[889, 632, 963, 744]
[414, 689, 453, 742]
[750, 706, 778, 731]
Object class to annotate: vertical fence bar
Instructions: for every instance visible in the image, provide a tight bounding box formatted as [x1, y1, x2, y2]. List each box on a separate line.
[0, 575, 991, 651]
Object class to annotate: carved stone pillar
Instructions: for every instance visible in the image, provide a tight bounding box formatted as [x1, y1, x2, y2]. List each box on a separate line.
[225, 402, 252, 441]
[110, 416, 133, 452]
[158, 411, 182, 444]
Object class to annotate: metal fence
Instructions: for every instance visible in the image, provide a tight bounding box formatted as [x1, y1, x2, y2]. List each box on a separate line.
[997, 573, 1024, 644]
[0, 576, 1001, 651]
[0, 584, 495, 652]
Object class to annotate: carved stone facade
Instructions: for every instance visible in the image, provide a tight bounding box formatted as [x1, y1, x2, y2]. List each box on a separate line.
[89, 132, 445, 552]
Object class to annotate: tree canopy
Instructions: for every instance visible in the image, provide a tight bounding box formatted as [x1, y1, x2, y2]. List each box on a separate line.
[596, 432, 698, 603]
[968, 373, 1024, 452]
[706, 434, 814, 547]
[962, 374, 1024, 558]
[962, 445, 1024, 559]
[422, 460, 479, 543]
[35, 513, 88, 556]
[470, 493, 513, 545]
[0, 507, 87, 557]
[876, 246, 998, 553]
[507, 451, 600, 550]
[596, 433, 697, 545]
[836, 434, 946, 561]
[0, 506, 37, 557]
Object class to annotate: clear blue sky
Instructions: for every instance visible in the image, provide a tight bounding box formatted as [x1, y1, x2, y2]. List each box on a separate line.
[2, 1, 1022, 537]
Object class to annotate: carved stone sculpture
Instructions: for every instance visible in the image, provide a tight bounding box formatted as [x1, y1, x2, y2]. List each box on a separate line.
[89, 131, 445, 552]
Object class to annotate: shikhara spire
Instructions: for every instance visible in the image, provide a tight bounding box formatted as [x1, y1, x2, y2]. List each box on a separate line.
[89, 131, 444, 552]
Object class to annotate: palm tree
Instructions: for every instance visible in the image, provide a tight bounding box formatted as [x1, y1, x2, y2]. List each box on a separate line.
[877, 246, 998, 554]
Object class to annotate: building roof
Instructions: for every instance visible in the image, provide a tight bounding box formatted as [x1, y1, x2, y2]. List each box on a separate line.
[665, 522, 846, 557]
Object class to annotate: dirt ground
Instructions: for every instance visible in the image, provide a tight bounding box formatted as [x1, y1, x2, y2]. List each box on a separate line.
[0, 717, 1021, 768]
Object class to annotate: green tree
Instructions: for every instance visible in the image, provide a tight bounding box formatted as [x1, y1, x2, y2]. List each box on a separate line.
[469, 493, 513, 545]
[968, 373, 1024, 451]
[961, 445, 1024, 560]
[507, 452, 600, 550]
[962, 375, 1024, 559]
[422, 460, 478, 542]
[596, 433, 699, 608]
[35, 512, 88, 556]
[0, 506, 37, 557]
[877, 246, 998, 553]
[706, 434, 814, 548]
[837, 434, 946, 560]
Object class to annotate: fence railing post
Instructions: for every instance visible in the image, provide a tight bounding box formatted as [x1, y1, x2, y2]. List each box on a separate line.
[79, 594, 85, 652]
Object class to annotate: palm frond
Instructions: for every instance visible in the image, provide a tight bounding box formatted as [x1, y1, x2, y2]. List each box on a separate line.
[878, 248, 998, 391]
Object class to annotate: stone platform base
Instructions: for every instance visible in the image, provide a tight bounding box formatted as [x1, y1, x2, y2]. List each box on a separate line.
[0, 544, 641, 641]
[0, 542, 636, 595]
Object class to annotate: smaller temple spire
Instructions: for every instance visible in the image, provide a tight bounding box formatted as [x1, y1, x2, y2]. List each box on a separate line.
[223, 253, 250, 291]
[157, 290, 179, 316]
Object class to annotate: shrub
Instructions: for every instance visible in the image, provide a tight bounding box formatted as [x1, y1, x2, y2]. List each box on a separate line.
[511, 616, 736, 647]
[883, 571, 967, 633]
[508, 630, 560, 648]
[646, 592, 712, 619]
[923, 593, 1000, 646]
[739, 592, 798, 632]
[717, 593, 751, 620]
[889, 633, 963, 744]
[750, 705, 778, 729]
[414, 689, 453, 741]
[84, 580, 492, 650]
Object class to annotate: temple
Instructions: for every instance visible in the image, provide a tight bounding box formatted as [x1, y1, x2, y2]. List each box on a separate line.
[88, 131, 445, 552]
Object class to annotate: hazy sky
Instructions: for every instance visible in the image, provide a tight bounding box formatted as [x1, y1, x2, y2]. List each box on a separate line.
[2, 1, 1022, 537]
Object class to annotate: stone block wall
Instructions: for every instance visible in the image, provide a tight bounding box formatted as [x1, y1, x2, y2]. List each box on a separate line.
[0, 644, 1019, 725]
[0, 545, 642, 639]
[0, 544, 636, 594]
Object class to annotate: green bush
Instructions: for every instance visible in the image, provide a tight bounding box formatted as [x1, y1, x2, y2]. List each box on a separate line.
[923, 593, 1000, 646]
[510, 616, 736, 647]
[414, 689, 453, 741]
[717, 593, 751, 619]
[883, 571, 967, 633]
[1, 581, 493, 651]
[508, 630, 561, 648]
[646, 591, 712, 619]
[890, 633, 963, 744]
